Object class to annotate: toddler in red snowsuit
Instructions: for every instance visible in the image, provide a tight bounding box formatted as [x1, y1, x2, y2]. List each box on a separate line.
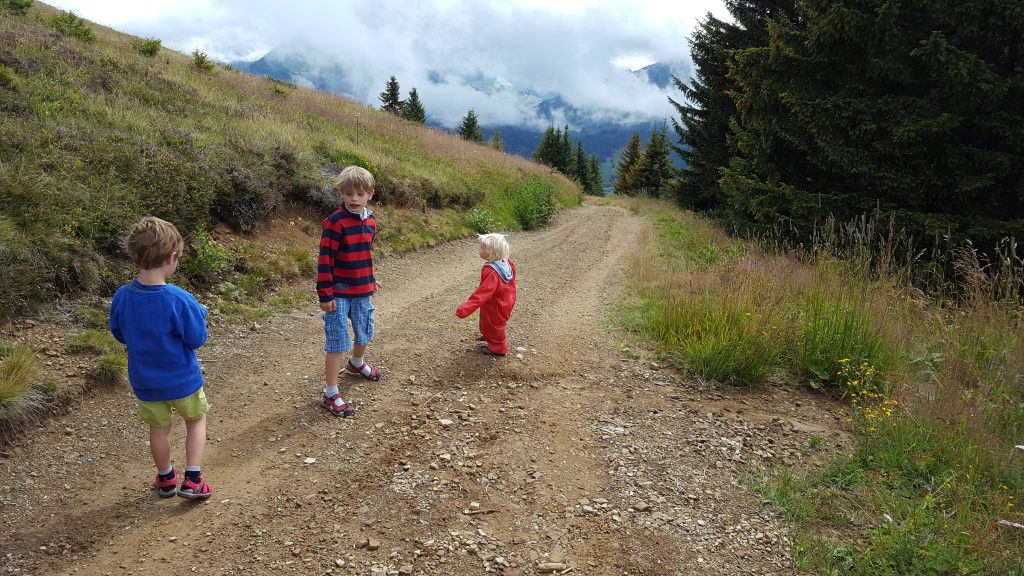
[456, 233, 517, 356]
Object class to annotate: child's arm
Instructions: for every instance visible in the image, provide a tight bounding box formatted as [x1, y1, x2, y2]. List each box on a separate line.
[456, 269, 499, 318]
[179, 295, 208, 350]
[108, 293, 125, 344]
[317, 220, 339, 311]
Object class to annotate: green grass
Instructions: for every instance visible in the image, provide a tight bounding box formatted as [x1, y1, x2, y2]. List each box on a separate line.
[613, 196, 1024, 573]
[0, 343, 50, 425]
[89, 352, 127, 385]
[0, 3, 580, 318]
[69, 329, 122, 354]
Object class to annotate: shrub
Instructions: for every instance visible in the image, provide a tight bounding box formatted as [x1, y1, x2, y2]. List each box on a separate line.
[191, 48, 215, 72]
[211, 165, 278, 232]
[136, 38, 161, 57]
[510, 177, 555, 231]
[178, 227, 230, 285]
[0, 0, 32, 16]
[50, 11, 95, 43]
[467, 207, 497, 234]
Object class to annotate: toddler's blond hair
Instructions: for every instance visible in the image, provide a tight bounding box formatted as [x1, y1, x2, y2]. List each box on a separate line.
[478, 233, 510, 261]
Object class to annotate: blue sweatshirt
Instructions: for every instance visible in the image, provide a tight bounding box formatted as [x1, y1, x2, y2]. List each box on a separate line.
[109, 280, 208, 402]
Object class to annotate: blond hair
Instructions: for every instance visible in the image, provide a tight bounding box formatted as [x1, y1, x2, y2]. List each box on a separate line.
[336, 166, 375, 194]
[478, 233, 510, 261]
[125, 216, 184, 270]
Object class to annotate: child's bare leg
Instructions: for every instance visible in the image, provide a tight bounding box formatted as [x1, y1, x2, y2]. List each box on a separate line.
[352, 343, 368, 360]
[150, 425, 172, 471]
[184, 414, 207, 468]
[325, 352, 344, 387]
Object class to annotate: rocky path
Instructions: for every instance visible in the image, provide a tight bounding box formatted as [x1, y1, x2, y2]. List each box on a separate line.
[0, 204, 847, 575]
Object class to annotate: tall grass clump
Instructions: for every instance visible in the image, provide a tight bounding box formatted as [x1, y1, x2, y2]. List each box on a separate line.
[793, 280, 889, 389]
[89, 352, 127, 386]
[0, 343, 50, 426]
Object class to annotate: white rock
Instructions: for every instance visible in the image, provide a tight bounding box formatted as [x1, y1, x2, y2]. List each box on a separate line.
[438, 419, 455, 427]
[303, 457, 316, 464]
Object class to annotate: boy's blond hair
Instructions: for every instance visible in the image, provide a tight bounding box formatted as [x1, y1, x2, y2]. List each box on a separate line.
[336, 166, 375, 193]
[479, 233, 510, 261]
[126, 216, 184, 270]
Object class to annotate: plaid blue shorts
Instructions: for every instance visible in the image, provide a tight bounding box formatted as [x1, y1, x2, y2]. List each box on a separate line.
[323, 295, 375, 353]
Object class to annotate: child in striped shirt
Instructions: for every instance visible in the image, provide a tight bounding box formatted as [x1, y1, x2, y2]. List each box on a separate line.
[316, 166, 381, 417]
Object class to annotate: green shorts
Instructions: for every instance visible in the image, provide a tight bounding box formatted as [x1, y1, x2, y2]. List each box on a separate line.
[136, 387, 210, 427]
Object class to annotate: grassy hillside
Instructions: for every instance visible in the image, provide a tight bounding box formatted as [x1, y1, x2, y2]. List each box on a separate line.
[0, 2, 580, 318]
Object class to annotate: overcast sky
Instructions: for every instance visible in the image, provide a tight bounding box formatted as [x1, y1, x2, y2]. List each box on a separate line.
[46, 0, 730, 129]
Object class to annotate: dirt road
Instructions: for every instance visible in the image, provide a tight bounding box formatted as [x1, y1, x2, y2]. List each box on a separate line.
[0, 204, 846, 575]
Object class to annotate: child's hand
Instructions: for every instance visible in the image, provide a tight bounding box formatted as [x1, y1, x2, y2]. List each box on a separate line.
[320, 300, 336, 313]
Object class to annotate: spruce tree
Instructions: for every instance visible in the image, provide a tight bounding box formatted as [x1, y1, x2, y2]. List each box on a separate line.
[401, 87, 426, 124]
[378, 75, 403, 115]
[635, 124, 674, 196]
[575, 142, 587, 184]
[488, 128, 505, 151]
[720, 0, 1024, 248]
[669, 1, 796, 209]
[588, 155, 604, 196]
[613, 132, 642, 195]
[532, 126, 558, 167]
[560, 126, 574, 176]
[456, 109, 484, 143]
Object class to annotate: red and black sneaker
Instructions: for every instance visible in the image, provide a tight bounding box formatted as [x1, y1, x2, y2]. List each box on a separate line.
[322, 393, 355, 417]
[155, 468, 178, 498]
[178, 474, 213, 500]
[345, 360, 381, 381]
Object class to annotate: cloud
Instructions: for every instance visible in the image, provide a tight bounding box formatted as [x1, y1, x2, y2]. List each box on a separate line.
[46, 0, 728, 128]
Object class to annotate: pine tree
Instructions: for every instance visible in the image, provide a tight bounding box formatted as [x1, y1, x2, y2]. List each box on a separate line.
[532, 126, 558, 167]
[634, 124, 674, 196]
[401, 87, 426, 124]
[378, 75, 403, 115]
[613, 132, 642, 195]
[456, 109, 484, 143]
[720, 0, 1024, 248]
[669, 1, 796, 210]
[488, 128, 505, 151]
[560, 126, 574, 176]
[587, 155, 604, 196]
[575, 142, 587, 184]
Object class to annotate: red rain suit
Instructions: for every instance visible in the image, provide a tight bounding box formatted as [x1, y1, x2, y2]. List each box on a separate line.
[456, 259, 517, 355]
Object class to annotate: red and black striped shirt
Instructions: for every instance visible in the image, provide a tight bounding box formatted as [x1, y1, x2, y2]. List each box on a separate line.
[317, 207, 376, 302]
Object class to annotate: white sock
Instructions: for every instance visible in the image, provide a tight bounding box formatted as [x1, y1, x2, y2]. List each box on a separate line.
[350, 356, 364, 368]
[324, 385, 339, 397]
[185, 465, 201, 473]
[158, 467, 174, 476]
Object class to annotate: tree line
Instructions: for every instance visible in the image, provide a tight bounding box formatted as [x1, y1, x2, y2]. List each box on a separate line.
[378, 75, 605, 194]
[669, 0, 1024, 251]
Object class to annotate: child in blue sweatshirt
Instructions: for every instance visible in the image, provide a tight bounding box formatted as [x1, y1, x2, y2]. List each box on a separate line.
[109, 217, 212, 500]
